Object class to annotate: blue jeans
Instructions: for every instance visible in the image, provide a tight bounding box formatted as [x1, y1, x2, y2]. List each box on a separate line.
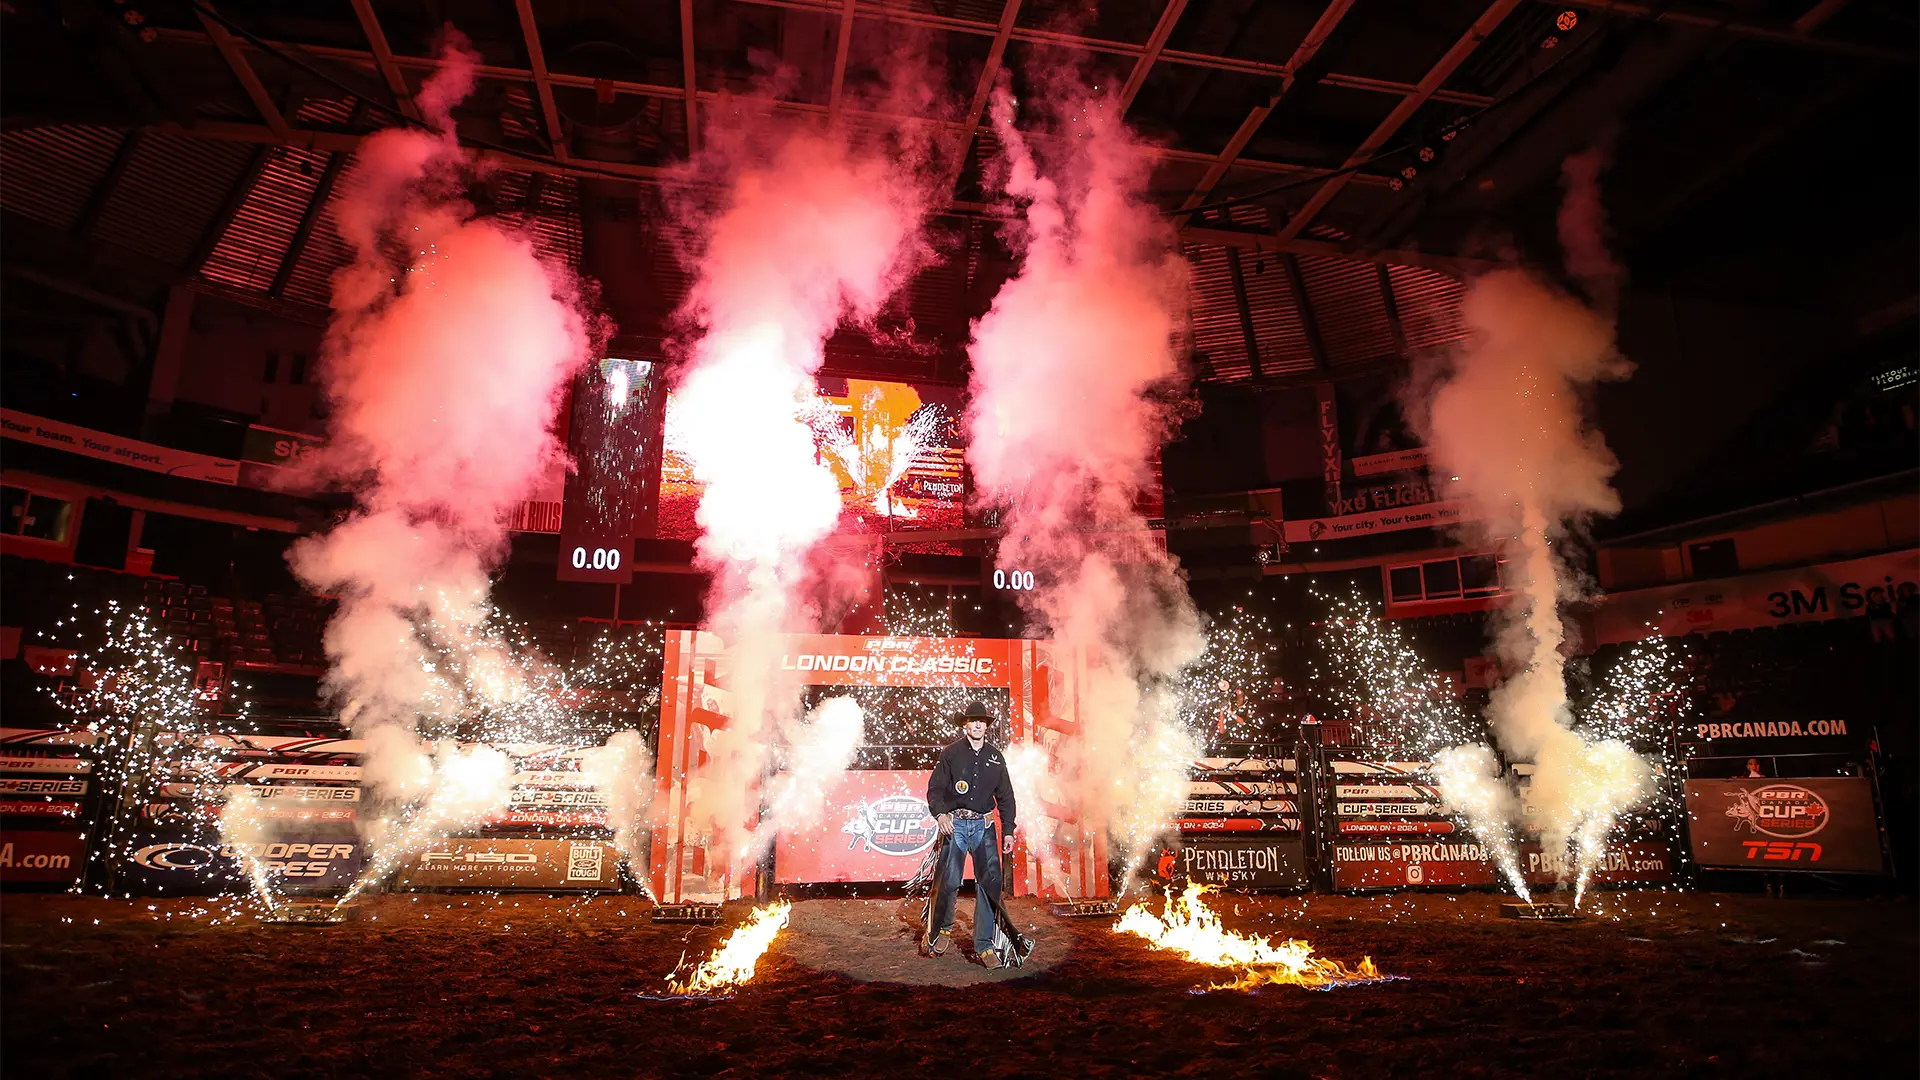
[929, 817, 1002, 955]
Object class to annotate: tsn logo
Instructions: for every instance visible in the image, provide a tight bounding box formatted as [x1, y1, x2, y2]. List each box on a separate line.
[1742, 840, 1824, 862]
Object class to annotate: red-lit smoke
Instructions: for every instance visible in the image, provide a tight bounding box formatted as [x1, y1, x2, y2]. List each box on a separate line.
[966, 86, 1201, 886]
[288, 36, 593, 811]
[669, 109, 931, 883]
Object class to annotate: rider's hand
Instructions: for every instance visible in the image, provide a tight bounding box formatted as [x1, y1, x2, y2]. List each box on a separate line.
[937, 813, 953, 836]
[1002, 833, 1016, 855]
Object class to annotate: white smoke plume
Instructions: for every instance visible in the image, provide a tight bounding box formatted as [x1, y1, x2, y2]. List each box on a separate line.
[669, 102, 931, 880]
[752, 696, 866, 853]
[966, 86, 1202, 891]
[1413, 150, 1650, 901]
[282, 35, 593, 882]
[580, 730, 657, 896]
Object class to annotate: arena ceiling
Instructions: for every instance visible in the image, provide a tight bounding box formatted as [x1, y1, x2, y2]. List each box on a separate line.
[2, 1, 1913, 389]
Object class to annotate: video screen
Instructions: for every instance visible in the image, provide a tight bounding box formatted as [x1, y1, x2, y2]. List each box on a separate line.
[557, 357, 666, 583]
[657, 377, 965, 541]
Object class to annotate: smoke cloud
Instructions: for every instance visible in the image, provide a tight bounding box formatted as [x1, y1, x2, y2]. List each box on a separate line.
[966, 86, 1202, 889]
[284, 36, 593, 878]
[669, 97, 932, 881]
[1413, 149, 1650, 900]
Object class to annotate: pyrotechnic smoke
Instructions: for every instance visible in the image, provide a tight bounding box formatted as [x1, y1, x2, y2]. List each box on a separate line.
[752, 696, 866, 852]
[284, 35, 593, 877]
[670, 103, 931, 881]
[966, 87, 1202, 888]
[340, 742, 515, 903]
[580, 730, 656, 897]
[1411, 151, 1651, 900]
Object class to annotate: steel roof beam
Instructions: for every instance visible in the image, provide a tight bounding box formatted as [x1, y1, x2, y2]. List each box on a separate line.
[514, 0, 569, 161]
[945, 0, 1023, 192]
[1280, 254, 1331, 374]
[1224, 245, 1263, 380]
[347, 0, 419, 121]
[1116, 1, 1189, 113]
[1546, 1, 1909, 62]
[828, 0, 859, 115]
[680, 0, 700, 152]
[268, 151, 346, 298]
[1275, 0, 1521, 243]
[197, 4, 290, 139]
[1177, 0, 1357, 221]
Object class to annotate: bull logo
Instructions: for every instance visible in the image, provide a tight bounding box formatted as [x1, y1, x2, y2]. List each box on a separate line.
[1725, 785, 1830, 840]
[841, 795, 936, 856]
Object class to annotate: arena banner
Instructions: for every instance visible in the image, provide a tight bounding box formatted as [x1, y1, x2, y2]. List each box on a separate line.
[0, 778, 88, 796]
[1164, 836, 1308, 891]
[1, 409, 240, 485]
[1282, 498, 1473, 544]
[1520, 841, 1673, 886]
[393, 838, 620, 890]
[776, 770, 940, 884]
[774, 635, 1015, 689]
[1331, 841, 1500, 890]
[1337, 820, 1458, 836]
[1593, 548, 1920, 643]
[0, 728, 97, 748]
[0, 757, 91, 775]
[0, 799, 82, 818]
[1175, 817, 1298, 833]
[121, 830, 363, 893]
[1679, 718, 1862, 753]
[1685, 778, 1885, 874]
[0, 829, 86, 886]
[1351, 447, 1430, 477]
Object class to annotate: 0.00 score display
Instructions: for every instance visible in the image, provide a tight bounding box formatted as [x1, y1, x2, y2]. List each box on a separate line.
[993, 569, 1036, 591]
[570, 546, 622, 571]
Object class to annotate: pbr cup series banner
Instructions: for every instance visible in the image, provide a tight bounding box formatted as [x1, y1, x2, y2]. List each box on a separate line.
[1685, 777, 1885, 874]
[776, 770, 942, 884]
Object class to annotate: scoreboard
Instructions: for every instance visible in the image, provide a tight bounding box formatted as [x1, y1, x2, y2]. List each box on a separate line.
[556, 357, 666, 584]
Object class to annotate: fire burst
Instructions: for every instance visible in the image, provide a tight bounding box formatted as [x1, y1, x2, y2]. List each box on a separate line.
[1116, 884, 1394, 992]
[664, 901, 793, 998]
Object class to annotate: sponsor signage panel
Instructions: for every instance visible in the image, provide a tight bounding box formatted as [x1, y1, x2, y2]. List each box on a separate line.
[1337, 820, 1457, 836]
[394, 838, 619, 890]
[1332, 842, 1500, 889]
[1338, 801, 1444, 818]
[1335, 784, 1439, 800]
[121, 830, 363, 892]
[1594, 549, 1919, 643]
[1351, 447, 1430, 477]
[775, 636, 1013, 689]
[1174, 817, 1300, 833]
[0, 757, 91, 775]
[0, 829, 86, 885]
[1685, 778, 1884, 874]
[776, 770, 940, 884]
[0, 799, 82, 818]
[0, 778, 88, 796]
[1182, 798, 1299, 815]
[1172, 836, 1308, 891]
[1520, 841, 1672, 886]
[1187, 781, 1296, 798]
[1680, 718, 1860, 749]
[1, 409, 240, 485]
[1283, 499, 1474, 545]
[0, 728, 97, 747]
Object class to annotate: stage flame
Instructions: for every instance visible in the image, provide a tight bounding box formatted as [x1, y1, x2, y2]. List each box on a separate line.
[666, 902, 793, 998]
[1117, 884, 1390, 991]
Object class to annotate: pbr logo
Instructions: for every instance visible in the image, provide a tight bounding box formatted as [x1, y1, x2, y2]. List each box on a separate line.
[1725, 784, 1830, 840]
[841, 795, 936, 856]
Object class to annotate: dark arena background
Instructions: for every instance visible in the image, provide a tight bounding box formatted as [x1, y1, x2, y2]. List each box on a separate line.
[1, 2, 1915, 1078]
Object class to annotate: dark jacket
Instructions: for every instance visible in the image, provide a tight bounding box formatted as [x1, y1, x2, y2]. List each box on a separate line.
[927, 737, 1016, 836]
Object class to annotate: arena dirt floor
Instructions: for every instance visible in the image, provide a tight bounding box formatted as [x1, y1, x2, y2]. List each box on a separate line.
[2, 888, 1914, 1078]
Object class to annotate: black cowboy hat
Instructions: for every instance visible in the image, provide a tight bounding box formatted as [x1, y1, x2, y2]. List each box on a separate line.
[957, 700, 995, 723]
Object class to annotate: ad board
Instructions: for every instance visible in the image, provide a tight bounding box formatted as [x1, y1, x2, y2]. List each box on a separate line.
[1685, 777, 1885, 874]
[775, 770, 942, 884]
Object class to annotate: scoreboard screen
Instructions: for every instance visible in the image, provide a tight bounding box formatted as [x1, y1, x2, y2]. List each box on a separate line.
[656, 377, 965, 542]
[556, 357, 666, 583]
